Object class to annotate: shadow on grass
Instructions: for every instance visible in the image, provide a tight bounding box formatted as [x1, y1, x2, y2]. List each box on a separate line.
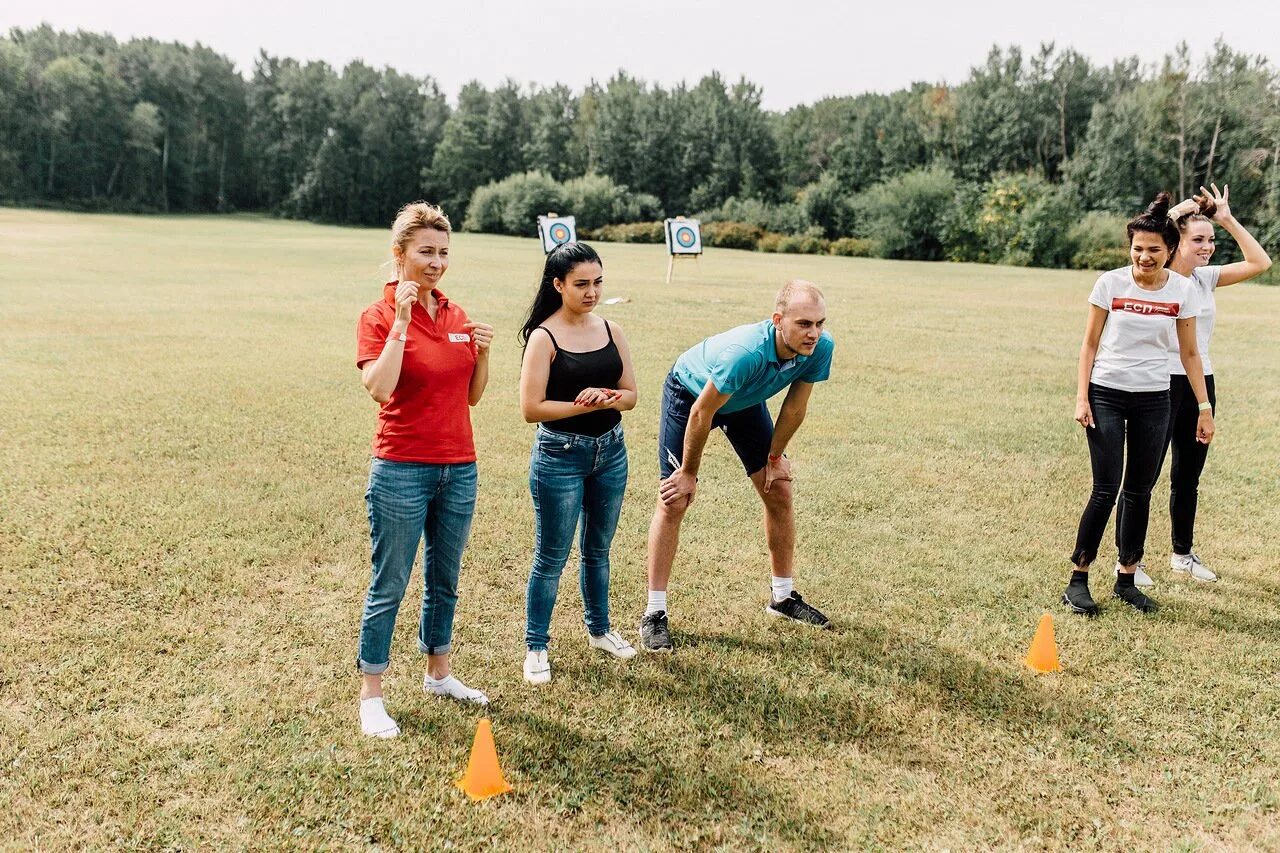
[488, 617, 1121, 845]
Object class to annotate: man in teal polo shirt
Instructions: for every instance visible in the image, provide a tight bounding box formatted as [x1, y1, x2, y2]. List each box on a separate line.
[640, 280, 835, 651]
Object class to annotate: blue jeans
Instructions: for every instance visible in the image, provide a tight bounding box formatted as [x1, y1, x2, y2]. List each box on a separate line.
[525, 423, 628, 651]
[358, 458, 478, 673]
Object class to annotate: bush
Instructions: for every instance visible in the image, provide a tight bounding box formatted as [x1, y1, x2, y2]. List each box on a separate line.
[757, 232, 784, 253]
[829, 237, 875, 257]
[1068, 212, 1128, 270]
[463, 171, 567, 236]
[696, 196, 809, 235]
[799, 173, 858, 239]
[1072, 246, 1130, 270]
[854, 165, 957, 260]
[776, 234, 830, 255]
[563, 173, 663, 227]
[584, 221, 666, 244]
[702, 221, 762, 250]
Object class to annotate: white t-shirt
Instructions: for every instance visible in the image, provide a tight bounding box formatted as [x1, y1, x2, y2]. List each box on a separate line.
[1168, 265, 1220, 376]
[1088, 267, 1201, 392]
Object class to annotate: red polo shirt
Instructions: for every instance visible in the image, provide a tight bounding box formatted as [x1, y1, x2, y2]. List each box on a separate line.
[356, 283, 477, 463]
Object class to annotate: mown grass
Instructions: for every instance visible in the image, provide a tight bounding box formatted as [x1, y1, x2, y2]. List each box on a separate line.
[2, 207, 1279, 850]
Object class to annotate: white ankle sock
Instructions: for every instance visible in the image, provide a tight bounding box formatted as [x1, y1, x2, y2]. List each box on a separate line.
[771, 576, 794, 603]
[646, 590, 667, 616]
[423, 673, 489, 706]
[359, 697, 400, 738]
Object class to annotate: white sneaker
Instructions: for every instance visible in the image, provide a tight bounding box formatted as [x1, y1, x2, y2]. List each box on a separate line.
[422, 673, 489, 706]
[1115, 561, 1154, 588]
[1171, 552, 1217, 582]
[523, 650, 551, 685]
[587, 630, 637, 660]
[359, 697, 400, 739]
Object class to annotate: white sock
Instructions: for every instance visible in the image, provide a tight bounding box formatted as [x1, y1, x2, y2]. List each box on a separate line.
[771, 576, 794, 603]
[423, 673, 489, 706]
[359, 697, 400, 738]
[646, 590, 667, 616]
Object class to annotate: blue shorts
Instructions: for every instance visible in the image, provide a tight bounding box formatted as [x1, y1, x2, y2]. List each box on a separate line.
[657, 371, 774, 478]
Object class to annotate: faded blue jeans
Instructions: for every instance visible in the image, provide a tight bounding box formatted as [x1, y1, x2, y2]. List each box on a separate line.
[525, 423, 628, 651]
[357, 458, 478, 673]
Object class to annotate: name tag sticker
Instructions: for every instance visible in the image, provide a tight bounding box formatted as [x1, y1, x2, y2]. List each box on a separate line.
[448, 333, 471, 343]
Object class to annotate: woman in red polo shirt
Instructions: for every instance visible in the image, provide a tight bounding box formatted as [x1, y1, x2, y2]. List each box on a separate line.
[353, 201, 494, 739]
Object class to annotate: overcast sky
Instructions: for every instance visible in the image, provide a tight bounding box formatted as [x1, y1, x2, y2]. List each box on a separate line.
[5, 0, 1278, 110]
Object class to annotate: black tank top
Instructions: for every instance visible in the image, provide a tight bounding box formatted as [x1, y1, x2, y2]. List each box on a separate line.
[539, 322, 624, 437]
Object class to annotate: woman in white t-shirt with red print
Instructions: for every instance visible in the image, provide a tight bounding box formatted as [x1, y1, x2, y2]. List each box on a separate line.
[1065, 192, 1215, 617]
[1148, 184, 1273, 583]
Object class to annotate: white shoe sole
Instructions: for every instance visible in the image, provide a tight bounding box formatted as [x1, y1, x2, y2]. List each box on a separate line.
[588, 641, 637, 660]
[362, 725, 400, 739]
[523, 670, 551, 685]
[1172, 566, 1218, 582]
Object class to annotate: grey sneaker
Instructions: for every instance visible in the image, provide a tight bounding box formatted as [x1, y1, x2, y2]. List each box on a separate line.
[639, 611, 673, 652]
[765, 592, 831, 628]
[1114, 561, 1154, 588]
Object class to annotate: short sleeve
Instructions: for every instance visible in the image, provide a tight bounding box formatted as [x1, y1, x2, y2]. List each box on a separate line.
[357, 306, 390, 367]
[707, 346, 758, 397]
[1177, 282, 1200, 320]
[1087, 275, 1110, 310]
[1199, 266, 1222, 290]
[802, 336, 834, 383]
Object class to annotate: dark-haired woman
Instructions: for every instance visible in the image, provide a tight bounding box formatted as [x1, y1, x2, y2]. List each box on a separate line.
[518, 243, 638, 684]
[1065, 193, 1215, 616]
[1156, 183, 1272, 581]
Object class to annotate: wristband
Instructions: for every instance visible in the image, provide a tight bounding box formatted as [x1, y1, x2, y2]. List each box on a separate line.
[1198, 401, 1212, 412]
[387, 331, 407, 344]
[768, 453, 784, 462]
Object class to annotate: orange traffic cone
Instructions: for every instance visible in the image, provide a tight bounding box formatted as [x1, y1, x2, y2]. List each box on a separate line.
[456, 718, 512, 801]
[1024, 613, 1062, 673]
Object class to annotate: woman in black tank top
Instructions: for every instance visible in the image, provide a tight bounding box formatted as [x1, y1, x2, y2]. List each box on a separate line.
[517, 243, 639, 684]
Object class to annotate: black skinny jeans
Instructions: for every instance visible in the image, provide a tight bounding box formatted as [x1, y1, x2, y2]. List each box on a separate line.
[1115, 374, 1217, 556]
[1072, 383, 1171, 568]
[1163, 374, 1216, 555]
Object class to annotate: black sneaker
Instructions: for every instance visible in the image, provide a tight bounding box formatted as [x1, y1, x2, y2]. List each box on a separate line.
[639, 611, 673, 652]
[1113, 584, 1160, 614]
[1062, 584, 1099, 617]
[765, 592, 831, 629]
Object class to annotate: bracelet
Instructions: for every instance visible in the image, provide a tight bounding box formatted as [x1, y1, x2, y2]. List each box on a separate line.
[387, 331, 407, 344]
[1198, 401, 1212, 412]
[768, 453, 784, 462]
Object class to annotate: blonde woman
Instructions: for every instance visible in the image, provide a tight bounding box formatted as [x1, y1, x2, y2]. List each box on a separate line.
[353, 202, 494, 738]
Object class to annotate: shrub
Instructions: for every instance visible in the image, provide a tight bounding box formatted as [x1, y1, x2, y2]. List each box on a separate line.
[799, 173, 857, 239]
[1068, 212, 1129, 270]
[696, 196, 809, 235]
[757, 232, 784, 253]
[854, 165, 957, 260]
[563, 173, 663, 226]
[585, 221, 666, 244]
[463, 171, 567, 236]
[702, 221, 762, 250]
[1072, 246, 1130, 270]
[776, 234, 830, 255]
[829, 237, 875, 257]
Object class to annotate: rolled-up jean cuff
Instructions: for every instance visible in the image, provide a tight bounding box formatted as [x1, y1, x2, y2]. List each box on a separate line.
[419, 641, 452, 655]
[357, 658, 390, 675]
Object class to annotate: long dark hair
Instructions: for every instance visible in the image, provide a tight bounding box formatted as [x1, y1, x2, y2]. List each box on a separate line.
[518, 242, 603, 346]
[1126, 192, 1181, 258]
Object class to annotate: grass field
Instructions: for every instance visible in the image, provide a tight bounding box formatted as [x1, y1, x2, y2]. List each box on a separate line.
[3, 207, 1280, 850]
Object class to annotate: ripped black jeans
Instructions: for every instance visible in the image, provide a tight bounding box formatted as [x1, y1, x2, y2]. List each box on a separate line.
[1071, 383, 1171, 568]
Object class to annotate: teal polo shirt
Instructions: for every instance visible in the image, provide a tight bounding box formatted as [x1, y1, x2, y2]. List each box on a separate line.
[671, 319, 834, 414]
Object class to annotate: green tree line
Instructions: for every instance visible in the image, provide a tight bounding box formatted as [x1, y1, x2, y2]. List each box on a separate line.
[3, 26, 1278, 267]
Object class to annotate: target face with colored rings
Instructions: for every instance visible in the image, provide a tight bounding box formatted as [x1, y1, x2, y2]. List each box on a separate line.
[675, 226, 697, 247]
[549, 223, 571, 244]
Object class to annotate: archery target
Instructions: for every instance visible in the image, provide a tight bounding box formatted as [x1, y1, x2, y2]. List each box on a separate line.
[665, 218, 702, 255]
[537, 215, 577, 253]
